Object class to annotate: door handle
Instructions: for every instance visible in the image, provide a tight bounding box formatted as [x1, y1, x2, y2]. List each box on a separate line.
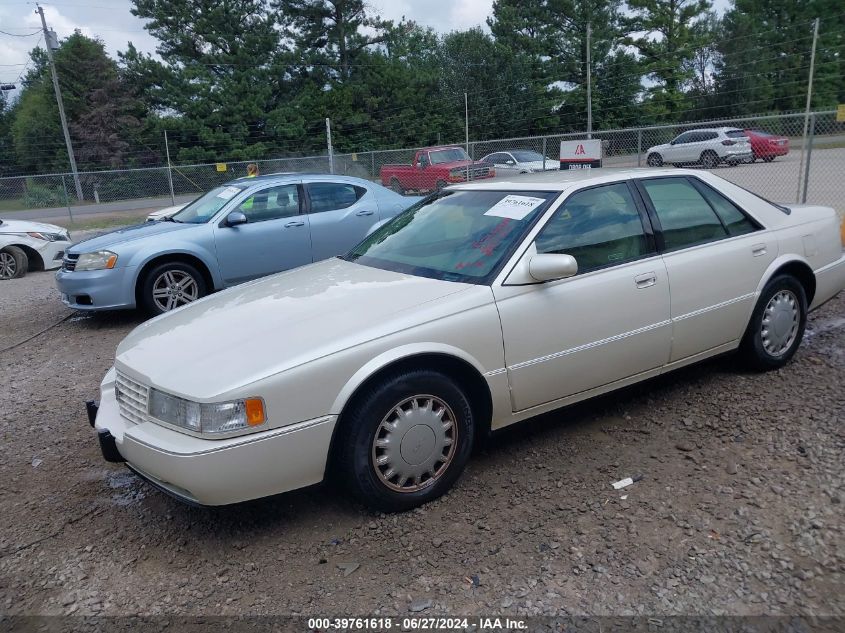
[284, 220, 305, 228]
[751, 243, 767, 257]
[634, 272, 657, 289]
[355, 209, 375, 216]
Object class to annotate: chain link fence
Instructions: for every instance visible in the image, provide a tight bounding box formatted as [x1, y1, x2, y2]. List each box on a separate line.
[1, 111, 842, 223]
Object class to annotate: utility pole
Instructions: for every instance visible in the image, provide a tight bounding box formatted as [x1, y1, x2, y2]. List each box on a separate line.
[586, 22, 592, 139]
[325, 118, 334, 174]
[797, 17, 819, 203]
[36, 4, 83, 201]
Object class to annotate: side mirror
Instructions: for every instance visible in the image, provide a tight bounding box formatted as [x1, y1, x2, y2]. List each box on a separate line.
[226, 211, 248, 227]
[528, 254, 578, 282]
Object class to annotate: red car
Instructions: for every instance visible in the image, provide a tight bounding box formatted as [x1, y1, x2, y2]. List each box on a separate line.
[380, 146, 495, 194]
[740, 129, 790, 162]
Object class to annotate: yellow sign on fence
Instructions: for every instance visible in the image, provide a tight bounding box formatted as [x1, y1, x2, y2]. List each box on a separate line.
[216, 163, 227, 172]
[837, 104, 845, 122]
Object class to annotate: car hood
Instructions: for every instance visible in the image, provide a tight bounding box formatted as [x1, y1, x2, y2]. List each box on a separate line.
[115, 258, 475, 399]
[521, 160, 559, 171]
[439, 159, 491, 169]
[68, 221, 201, 253]
[0, 219, 66, 234]
[147, 204, 187, 221]
[647, 143, 670, 152]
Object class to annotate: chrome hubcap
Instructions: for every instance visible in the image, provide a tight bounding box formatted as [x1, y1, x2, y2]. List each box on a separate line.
[0, 252, 16, 279]
[151, 270, 199, 311]
[761, 290, 799, 356]
[371, 395, 458, 493]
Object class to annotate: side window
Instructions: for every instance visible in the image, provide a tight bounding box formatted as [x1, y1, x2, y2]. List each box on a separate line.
[673, 132, 692, 145]
[535, 183, 650, 273]
[307, 182, 366, 214]
[640, 178, 728, 251]
[694, 181, 758, 236]
[234, 184, 300, 223]
[702, 131, 718, 141]
[418, 153, 430, 168]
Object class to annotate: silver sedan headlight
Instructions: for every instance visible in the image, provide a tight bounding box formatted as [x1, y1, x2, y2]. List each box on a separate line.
[147, 388, 266, 435]
[76, 250, 118, 271]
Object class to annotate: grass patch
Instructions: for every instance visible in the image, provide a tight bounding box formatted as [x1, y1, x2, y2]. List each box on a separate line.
[53, 211, 149, 232]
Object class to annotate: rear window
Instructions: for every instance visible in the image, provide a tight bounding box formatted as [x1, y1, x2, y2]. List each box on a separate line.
[747, 129, 774, 137]
[726, 130, 748, 138]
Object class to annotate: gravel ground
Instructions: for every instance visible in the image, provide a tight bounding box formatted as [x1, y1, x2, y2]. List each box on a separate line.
[0, 268, 842, 619]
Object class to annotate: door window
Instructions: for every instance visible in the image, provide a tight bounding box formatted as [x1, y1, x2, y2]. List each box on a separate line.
[694, 181, 759, 236]
[640, 178, 728, 251]
[307, 183, 366, 214]
[234, 184, 300, 222]
[672, 132, 694, 145]
[535, 183, 650, 272]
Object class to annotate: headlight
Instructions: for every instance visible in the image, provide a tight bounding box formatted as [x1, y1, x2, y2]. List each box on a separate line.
[147, 388, 266, 435]
[27, 231, 67, 241]
[76, 250, 118, 271]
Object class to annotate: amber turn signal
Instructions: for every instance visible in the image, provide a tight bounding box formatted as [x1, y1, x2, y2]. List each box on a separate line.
[244, 398, 266, 426]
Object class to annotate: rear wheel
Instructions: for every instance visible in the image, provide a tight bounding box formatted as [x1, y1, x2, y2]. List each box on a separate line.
[700, 151, 719, 169]
[390, 177, 404, 194]
[0, 246, 27, 280]
[739, 275, 807, 371]
[646, 153, 663, 167]
[335, 369, 474, 512]
[140, 261, 207, 316]
[763, 156, 775, 163]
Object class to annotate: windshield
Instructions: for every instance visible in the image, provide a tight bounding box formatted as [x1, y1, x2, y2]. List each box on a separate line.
[511, 150, 547, 162]
[429, 148, 470, 164]
[347, 189, 558, 283]
[172, 184, 248, 223]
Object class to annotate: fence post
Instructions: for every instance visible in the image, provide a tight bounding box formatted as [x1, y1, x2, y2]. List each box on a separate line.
[164, 130, 176, 205]
[637, 129, 643, 167]
[801, 113, 815, 204]
[371, 151, 375, 180]
[326, 118, 334, 174]
[542, 137, 547, 170]
[61, 174, 74, 224]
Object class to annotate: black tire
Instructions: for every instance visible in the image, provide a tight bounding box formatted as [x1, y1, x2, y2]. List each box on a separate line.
[646, 153, 663, 167]
[739, 275, 807, 371]
[0, 245, 28, 280]
[140, 261, 207, 316]
[763, 156, 775, 163]
[390, 177, 404, 194]
[335, 369, 475, 512]
[700, 151, 719, 169]
[435, 179, 448, 191]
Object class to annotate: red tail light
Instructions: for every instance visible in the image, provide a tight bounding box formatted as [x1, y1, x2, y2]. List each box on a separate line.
[722, 140, 736, 146]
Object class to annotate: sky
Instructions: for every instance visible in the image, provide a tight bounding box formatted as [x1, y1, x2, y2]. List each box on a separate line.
[0, 0, 732, 91]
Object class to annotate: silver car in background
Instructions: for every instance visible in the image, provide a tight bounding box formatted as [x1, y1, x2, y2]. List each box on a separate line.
[480, 150, 559, 175]
[646, 127, 753, 168]
[55, 173, 421, 315]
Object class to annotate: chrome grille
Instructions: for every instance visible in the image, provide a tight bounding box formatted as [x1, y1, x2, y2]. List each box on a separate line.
[62, 253, 79, 272]
[115, 371, 149, 425]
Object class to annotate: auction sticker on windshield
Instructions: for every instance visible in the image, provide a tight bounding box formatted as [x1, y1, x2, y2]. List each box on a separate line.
[216, 186, 241, 200]
[484, 195, 547, 220]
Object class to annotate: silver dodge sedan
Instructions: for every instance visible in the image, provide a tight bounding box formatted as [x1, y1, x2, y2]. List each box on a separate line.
[89, 168, 845, 512]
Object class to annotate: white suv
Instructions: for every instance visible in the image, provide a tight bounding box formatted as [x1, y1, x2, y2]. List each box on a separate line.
[646, 127, 753, 168]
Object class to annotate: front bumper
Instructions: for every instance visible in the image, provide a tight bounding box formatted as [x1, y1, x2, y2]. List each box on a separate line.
[55, 265, 138, 310]
[91, 368, 337, 505]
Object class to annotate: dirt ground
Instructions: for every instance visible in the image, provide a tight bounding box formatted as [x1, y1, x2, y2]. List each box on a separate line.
[0, 267, 842, 619]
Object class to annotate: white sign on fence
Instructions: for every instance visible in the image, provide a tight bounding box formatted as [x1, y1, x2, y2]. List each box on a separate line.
[560, 140, 602, 170]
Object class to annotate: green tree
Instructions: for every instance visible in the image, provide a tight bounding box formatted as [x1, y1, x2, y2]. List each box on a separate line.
[716, 0, 845, 116]
[623, 0, 713, 120]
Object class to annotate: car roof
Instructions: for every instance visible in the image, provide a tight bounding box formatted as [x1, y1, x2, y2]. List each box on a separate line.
[229, 172, 374, 187]
[450, 167, 705, 192]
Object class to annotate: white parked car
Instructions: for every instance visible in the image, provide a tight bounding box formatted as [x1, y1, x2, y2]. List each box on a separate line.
[88, 169, 845, 512]
[146, 203, 187, 222]
[480, 150, 559, 175]
[0, 218, 71, 280]
[646, 128, 753, 168]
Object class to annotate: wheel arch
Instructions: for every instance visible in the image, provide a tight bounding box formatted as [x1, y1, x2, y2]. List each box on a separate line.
[11, 243, 44, 271]
[133, 251, 217, 306]
[755, 256, 816, 306]
[325, 347, 494, 476]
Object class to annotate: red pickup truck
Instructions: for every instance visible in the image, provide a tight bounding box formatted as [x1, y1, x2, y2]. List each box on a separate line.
[380, 146, 495, 194]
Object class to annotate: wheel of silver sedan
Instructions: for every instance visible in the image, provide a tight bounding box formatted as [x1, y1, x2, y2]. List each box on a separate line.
[0, 251, 16, 279]
[371, 395, 458, 493]
[151, 269, 200, 312]
[760, 289, 799, 357]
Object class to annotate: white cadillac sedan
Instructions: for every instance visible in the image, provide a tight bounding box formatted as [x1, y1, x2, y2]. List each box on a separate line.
[89, 169, 845, 512]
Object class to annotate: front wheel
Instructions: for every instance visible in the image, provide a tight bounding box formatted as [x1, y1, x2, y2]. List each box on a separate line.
[335, 369, 475, 512]
[763, 156, 775, 163]
[140, 261, 207, 316]
[390, 177, 404, 194]
[700, 151, 719, 169]
[0, 246, 28, 280]
[646, 153, 663, 167]
[739, 275, 807, 371]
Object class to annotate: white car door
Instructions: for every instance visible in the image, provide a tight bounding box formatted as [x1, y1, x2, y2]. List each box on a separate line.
[635, 176, 776, 362]
[494, 181, 672, 411]
[662, 132, 690, 163]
